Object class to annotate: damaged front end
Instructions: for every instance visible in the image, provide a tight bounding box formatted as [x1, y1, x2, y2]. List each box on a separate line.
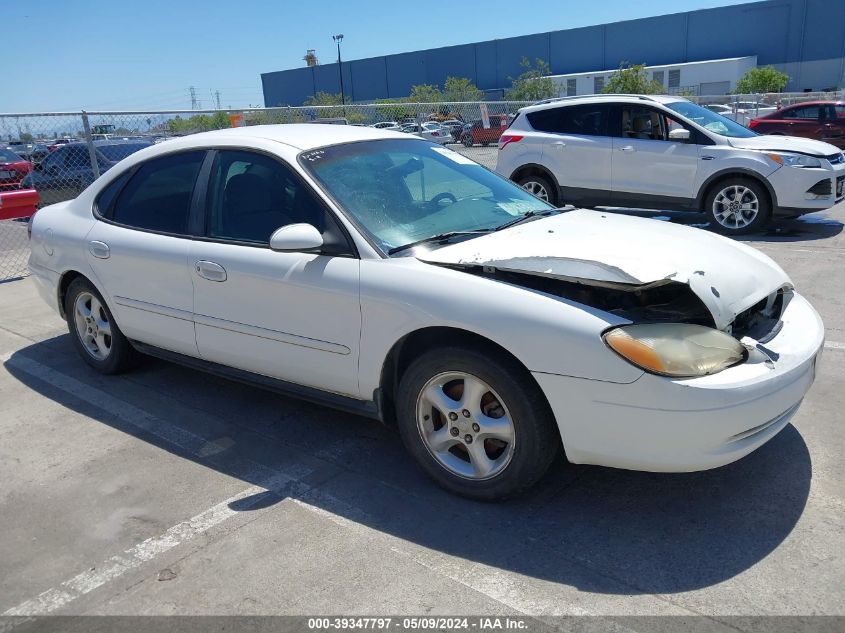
[427, 258, 789, 344]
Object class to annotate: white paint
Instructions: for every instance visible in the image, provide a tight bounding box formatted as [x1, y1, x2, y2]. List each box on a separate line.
[824, 341, 845, 351]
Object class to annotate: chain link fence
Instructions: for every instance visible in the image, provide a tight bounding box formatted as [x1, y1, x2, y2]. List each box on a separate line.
[1, 91, 842, 281]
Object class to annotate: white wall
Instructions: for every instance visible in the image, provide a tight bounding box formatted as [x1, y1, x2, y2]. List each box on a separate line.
[550, 57, 758, 97]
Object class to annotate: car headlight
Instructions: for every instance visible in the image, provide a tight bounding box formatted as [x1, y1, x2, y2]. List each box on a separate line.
[765, 152, 822, 168]
[603, 324, 746, 378]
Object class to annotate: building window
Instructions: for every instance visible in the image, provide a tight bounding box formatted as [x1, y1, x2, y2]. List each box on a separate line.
[594, 76, 605, 94]
[652, 71, 664, 86]
[566, 79, 576, 96]
[668, 69, 681, 89]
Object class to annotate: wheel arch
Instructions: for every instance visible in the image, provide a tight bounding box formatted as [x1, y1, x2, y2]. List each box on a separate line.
[509, 163, 559, 189]
[57, 269, 86, 319]
[376, 326, 548, 427]
[696, 168, 778, 212]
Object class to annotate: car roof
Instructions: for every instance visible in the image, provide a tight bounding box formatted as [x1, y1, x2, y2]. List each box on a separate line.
[167, 123, 409, 151]
[519, 94, 688, 114]
[780, 100, 845, 107]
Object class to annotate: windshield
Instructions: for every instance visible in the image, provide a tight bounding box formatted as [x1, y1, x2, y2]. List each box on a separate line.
[301, 139, 552, 254]
[97, 142, 150, 162]
[664, 101, 757, 138]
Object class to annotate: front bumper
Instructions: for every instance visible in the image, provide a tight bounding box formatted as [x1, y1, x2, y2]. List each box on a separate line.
[769, 161, 845, 213]
[534, 291, 824, 472]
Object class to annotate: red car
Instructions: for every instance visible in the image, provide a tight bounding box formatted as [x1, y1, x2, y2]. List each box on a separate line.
[749, 101, 845, 148]
[461, 115, 509, 147]
[0, 147, 32, 190]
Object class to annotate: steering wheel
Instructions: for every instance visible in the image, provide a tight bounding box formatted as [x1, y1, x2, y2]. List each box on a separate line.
[430, 192, 458, 207]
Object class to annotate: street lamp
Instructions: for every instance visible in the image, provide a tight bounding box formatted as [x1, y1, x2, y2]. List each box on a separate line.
[332, 34, 346, 113]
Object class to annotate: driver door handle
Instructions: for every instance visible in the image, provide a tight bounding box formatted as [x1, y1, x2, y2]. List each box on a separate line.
[195, 260, 227, 282]
[619, 145, 635, 152]
[551, 141, 566, 149]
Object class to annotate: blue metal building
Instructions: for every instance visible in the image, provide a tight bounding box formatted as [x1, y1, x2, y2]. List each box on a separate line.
[261, 0, 845, 106]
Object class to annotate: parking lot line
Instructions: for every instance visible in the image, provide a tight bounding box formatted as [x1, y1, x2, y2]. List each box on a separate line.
[824, 341, 845, 351]
[2, 483, 275, 616]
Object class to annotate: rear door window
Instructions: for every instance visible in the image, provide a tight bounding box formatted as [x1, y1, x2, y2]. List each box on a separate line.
[783, 105, 821, 120]
[527, 104, 609, 136]
[111, 151, 205, 234]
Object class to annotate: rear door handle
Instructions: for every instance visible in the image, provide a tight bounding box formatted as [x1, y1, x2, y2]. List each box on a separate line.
[88, 240, 110, 259]
[552, 141, 566, 148]
[619, 145, 635, 152]
[195, 260, 227, 282]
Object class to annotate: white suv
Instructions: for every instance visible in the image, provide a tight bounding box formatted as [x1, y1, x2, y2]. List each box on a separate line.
[497, 94, 845, 234]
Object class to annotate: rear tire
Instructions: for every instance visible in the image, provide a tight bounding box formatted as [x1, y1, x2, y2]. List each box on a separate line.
[462, 136, 473, 147]
[704, 177, 771, 235]
[396, 346, 560, 500]
[516, 173, 558, 206]
[65, 277, 139, 374]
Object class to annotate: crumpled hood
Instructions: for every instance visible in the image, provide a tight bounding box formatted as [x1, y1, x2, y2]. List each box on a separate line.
[728, 134, 841, 156]
[418, 209, 791, 330]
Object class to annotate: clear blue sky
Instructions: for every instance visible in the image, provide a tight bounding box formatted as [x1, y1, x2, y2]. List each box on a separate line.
[6, 0, 750, 113]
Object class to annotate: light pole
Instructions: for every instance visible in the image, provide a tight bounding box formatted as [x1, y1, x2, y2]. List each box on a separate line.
[332, 34, 346, 115]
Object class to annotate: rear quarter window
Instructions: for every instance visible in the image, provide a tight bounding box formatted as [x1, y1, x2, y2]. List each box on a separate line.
[527, 104, 609, 136]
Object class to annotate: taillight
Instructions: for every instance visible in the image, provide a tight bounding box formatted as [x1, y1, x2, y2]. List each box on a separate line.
[431, 131, 440, 136]
[748, 119, 759, 129]
[498, 134, 523, 150]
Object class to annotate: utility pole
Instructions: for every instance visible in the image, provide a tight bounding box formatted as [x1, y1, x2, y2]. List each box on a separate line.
[189, 86, 198, 110]
[332, 34, 346, 116]
[215, 90, 221, 110]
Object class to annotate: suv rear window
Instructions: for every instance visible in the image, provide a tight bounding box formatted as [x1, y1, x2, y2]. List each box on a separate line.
[527, 104, 608, 136]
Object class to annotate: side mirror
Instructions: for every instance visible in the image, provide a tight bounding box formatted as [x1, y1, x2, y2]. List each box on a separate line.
[669, 128, 691, 142]
[269, 223, 324, 252]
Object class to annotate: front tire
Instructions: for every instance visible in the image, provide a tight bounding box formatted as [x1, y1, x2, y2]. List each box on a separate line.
[517, 173, 558, 206]
[704, 177, 771, 235]
[65, 277, 139, 374]
[396, 346, 560, 500]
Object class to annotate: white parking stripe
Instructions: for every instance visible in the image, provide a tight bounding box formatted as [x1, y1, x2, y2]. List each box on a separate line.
[824, 341, 845, 351]
[0, 351, 313, 616]
[3, 484, 270, 616]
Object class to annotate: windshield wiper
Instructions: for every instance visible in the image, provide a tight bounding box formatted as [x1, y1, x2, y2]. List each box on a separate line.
[387, 230, 489, 255]
[492, 208, 560, 232]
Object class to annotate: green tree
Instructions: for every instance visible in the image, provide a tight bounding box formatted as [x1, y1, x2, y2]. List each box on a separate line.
[406, 84, 443, 103]
[505, 58, 557, 101]
[734, 66, 789, 94]
[19, 132, 34, 142]
[443, 76, 482, 102]
[602, 62, 665, 94]
[303, 91, 344, 106]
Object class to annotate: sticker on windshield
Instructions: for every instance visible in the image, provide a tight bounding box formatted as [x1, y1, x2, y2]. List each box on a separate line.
[430, 147, 478, 165]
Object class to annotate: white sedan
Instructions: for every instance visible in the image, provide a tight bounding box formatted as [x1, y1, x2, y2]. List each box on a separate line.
[28, 124, 824, 499]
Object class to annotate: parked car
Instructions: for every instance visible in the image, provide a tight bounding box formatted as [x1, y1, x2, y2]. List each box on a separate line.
[704, 104, 734, 117]
[6, 142, 50, 165]
[400, 123, 449, 144]
[47, 138, 78, 152]
[421, 122, 451, 144]
[749, 101, 845, 148]
[28, 124, 823, 499]
[372, 121, 401, 131]
[22, 140, 151, 206]
[439, 119, 465, 141]
[497, 94, 845, 234]
[0, 148, 33, 190]
[461, 116, 508, 147]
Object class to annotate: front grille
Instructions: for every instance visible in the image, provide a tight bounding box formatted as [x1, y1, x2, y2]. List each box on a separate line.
[807, 178, 832, 196]
[837, 175, 844, 199]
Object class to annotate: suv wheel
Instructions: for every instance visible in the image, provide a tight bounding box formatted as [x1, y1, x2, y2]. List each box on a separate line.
[462, 135, 473, 147]
[517, 173, 558, 206]
[396, 346, 560, 500]
[704, 178, 771, 235]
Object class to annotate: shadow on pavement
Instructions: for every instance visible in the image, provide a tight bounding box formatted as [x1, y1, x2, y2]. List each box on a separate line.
[596, 207, 843, 243]
[5, 336, 812, 596]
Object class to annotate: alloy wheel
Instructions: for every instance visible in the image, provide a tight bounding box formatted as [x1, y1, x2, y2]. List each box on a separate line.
[712, 185, 759, 229]
[415, 371, 516, 480]
[73, 292, 113, 360]
[522, 180, 549, 201]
